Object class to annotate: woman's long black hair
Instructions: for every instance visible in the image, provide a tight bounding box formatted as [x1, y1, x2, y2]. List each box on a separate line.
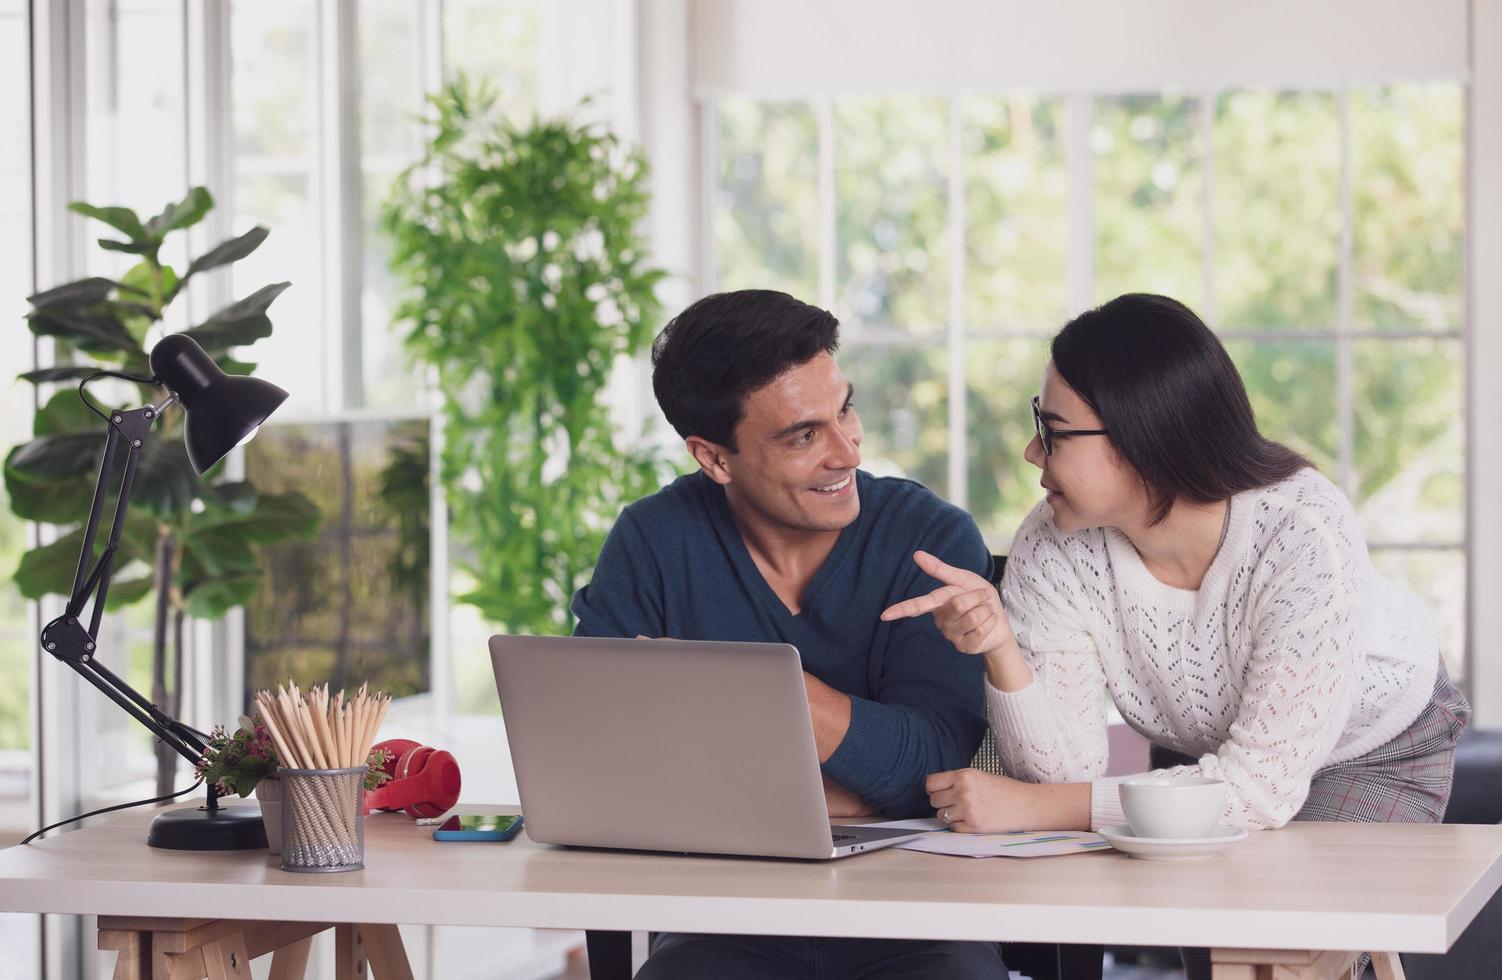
[1051, 293, 1309, 524]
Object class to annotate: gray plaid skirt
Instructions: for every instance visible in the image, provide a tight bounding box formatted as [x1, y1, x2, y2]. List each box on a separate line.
[1294, 662, 1471, 824]
[1151, 662, 1472, 824]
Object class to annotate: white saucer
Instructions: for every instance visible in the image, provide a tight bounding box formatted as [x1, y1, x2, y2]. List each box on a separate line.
[1099, 824, 1248, 861]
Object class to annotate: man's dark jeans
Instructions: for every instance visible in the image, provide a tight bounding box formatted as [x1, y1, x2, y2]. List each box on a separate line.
[635, 932, 1008, 979]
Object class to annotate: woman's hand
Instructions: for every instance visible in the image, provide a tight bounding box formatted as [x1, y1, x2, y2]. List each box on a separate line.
[927, 768, 1091, 833]
[881, 551, 1018, 657]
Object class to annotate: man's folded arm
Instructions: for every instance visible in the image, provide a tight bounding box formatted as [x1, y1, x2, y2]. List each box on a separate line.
[821, 513, 992, 817]
[823, 680, 986, 816]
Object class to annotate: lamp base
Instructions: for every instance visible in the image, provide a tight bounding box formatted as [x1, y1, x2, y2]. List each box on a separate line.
[147, 803, 268, 850]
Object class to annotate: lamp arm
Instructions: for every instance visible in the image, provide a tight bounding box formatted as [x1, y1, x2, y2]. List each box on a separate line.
[39, 395, 206, 769]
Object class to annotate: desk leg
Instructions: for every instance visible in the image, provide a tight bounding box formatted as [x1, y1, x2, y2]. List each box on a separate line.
[1209, 966, 1257, 980]
[360, 925, 415, 980]
[202, 932, 252, 980]
[97, 928, 150, 980]
[1211, 947, 1358, 979]
[1211, 947, 1408, 979]
[95, 918, 410, 980]
[335, 924, 368, 980]
[267, 936, 314, 980]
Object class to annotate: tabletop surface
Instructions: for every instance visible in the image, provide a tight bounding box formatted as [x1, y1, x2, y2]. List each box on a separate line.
[2, 805, 1501, 953]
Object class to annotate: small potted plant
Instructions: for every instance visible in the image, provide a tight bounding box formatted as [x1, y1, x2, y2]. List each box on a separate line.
[195, 717, 283, 851]
[196, 715, 392, 854]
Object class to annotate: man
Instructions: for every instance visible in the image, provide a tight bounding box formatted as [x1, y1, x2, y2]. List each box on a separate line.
[572, 289, 1004, 978]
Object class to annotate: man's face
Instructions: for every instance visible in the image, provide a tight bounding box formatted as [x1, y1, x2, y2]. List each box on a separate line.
[711, 352, 864, 534]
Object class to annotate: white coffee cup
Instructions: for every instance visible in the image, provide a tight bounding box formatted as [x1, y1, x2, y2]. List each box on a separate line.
[1118, 776, 1226, 839]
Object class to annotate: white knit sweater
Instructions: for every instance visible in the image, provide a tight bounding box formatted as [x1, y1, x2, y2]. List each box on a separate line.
[987, 467, 1438, 831]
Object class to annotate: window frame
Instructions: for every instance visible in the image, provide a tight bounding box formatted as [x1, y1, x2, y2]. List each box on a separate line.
[635, 0, 1502, 718]
[694, 77, 1475, 686]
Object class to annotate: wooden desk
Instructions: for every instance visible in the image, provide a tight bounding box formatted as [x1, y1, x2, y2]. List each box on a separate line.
[2, 805, 1500, 979]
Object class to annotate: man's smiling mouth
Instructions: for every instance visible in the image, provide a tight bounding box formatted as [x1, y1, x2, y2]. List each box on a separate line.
[812, 475, 852, 495]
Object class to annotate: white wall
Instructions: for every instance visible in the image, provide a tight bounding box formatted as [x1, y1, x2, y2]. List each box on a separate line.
[692, 0, 1468, 94]
[1467, 0, 1502, 723]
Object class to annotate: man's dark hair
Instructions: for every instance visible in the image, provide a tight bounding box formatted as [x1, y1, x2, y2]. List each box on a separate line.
[1052, 293, 1309, 525]
[651, 290, 840, 451]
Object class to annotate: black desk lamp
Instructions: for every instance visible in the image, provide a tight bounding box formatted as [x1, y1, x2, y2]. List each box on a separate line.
[38, 334, 288, 849]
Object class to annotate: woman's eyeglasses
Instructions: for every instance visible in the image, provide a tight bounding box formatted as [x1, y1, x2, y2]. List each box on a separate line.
[1032, 396, 1109, 456]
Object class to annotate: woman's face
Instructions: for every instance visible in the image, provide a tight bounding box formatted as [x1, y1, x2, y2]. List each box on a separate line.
[1024, 362, 1148, 533]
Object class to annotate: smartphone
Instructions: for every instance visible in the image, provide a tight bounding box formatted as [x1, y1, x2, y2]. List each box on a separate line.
[432, 813, 524, 842]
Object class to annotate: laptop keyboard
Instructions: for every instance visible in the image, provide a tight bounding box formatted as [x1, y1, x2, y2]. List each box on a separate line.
[832, 833, 857, 842]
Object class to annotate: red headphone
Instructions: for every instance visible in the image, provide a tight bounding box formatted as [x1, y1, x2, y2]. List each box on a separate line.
[363, 738, 462, 818]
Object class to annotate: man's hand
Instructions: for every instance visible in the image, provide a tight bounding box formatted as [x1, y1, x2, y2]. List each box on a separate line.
[881, 551, 1017, 657]
[823, 775, 878, 818]
[925, 768, 1091, 833]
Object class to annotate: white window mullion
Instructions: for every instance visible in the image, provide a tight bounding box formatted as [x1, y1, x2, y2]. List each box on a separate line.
[185, 0, 243, 734]
[817, 95, 836, 313]
[698, 101, 719, 295]
[1066, 93, 1095, 316]
[81, 0, 118, 213]
[415, 0, 452, 734]
[317, 0, 363, 411]
[310, 1, 338, 415]
[31, 0, 89, 974]
[185, 0, 233, 331]
[1336, 88, 1356, 499]
[1200, 92, 1217, 325]
[420, 0, 444, 94]
[946, 95, 967, 508]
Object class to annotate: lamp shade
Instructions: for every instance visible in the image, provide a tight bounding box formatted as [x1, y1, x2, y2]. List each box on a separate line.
[149, 334, 288, 474]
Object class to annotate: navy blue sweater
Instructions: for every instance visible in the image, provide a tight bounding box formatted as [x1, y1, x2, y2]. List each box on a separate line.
[570, 469, 991, 817]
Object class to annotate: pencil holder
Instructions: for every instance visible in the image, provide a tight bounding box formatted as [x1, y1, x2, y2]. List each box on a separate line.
[280, 766, 366, 872]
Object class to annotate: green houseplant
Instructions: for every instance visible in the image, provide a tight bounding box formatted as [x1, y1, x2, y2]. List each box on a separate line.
[4, 187, 321, 793]
[381, 79, 671, 635]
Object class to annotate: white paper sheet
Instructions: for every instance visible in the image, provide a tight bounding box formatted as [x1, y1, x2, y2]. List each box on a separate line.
[854, 819, 1114, 858]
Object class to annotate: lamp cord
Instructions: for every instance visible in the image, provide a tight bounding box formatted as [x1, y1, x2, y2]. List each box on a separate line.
[21, 779, 204, 846]
[77, 370, 161, 421]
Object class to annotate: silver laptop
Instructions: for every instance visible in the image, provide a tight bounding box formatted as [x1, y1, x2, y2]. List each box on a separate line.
[488, 635, 926, 860]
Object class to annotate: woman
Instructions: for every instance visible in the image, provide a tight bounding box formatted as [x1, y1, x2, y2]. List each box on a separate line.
[883, 293, 1469, 842]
